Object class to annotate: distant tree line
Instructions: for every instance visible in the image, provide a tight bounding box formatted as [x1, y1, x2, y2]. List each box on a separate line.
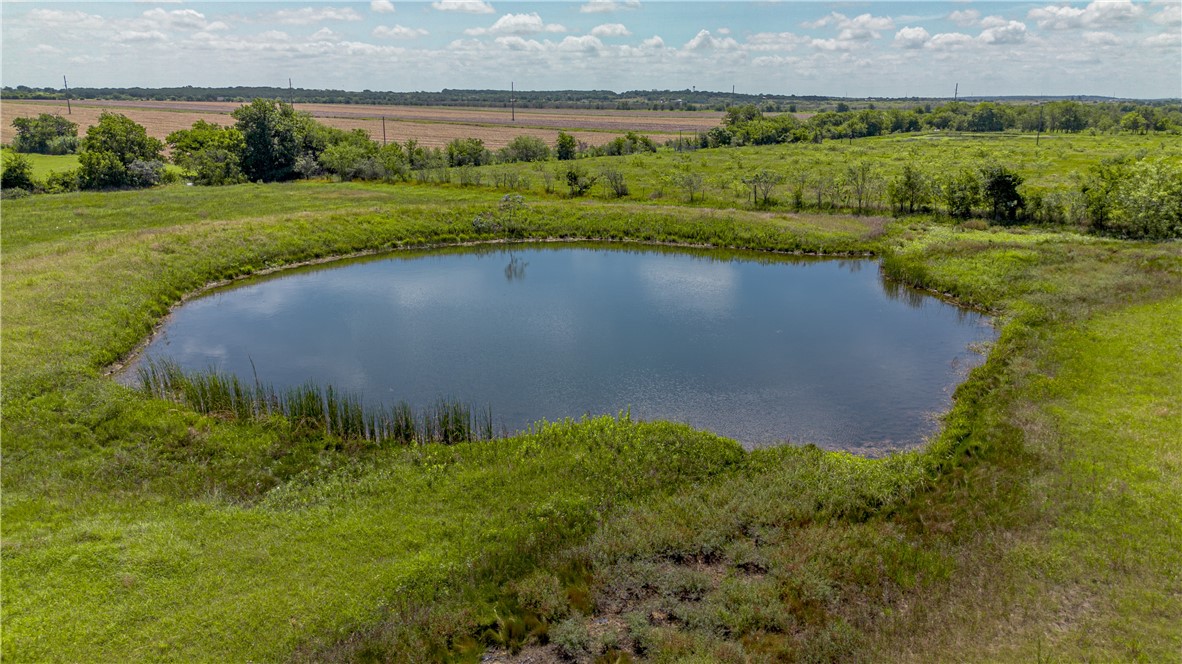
[691, 100, 1181, 148]
[6, 84, 1176, 114]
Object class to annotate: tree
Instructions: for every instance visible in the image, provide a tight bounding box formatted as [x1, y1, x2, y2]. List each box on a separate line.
[11, 113, 79, 154]
[446, 137, 490, 167]
[555, 131, 577, 161]
[938, 168, 981, 218]
[320, 141, 379, 181]
[1086, 158, 1182, 239]
[77, 112, 165, 189]
[167, 120, 246, 186]
[723, 104, 762, 127]
[741, 170, 784, 206]
[887, 163, 931, 215]
[671, 170, 705, 203]
[981, 165, 1025, 222]
[1120, 111, 1149, 134]
[599, 167, 629, 198]
[498, 135, 550, 163]
[1, 152, 36, 190]
[843, 161, 881, 213]
[563, 165, 597, 197]
[232, 99, 308, 182]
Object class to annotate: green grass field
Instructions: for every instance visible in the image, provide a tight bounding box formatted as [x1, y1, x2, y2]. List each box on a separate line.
[459, 132, 1181, 212]
[2, 135, 1180, 661]
[1, 148, 79, 179]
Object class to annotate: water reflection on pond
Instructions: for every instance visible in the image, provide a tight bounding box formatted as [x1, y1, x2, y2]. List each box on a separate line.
[124, 243, 995, 452]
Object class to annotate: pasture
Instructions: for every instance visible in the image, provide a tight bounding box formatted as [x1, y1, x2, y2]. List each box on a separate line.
[2, 130, 1180, 661]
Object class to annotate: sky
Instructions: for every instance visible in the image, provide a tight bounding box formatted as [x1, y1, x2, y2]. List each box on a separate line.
[2, 1, 1179, 98]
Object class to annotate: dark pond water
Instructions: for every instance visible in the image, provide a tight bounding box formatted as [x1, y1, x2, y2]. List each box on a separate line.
[123, 244, 995, 452]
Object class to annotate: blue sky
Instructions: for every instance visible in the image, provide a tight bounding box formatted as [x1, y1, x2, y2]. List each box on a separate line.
[2, 1, 1179, 98]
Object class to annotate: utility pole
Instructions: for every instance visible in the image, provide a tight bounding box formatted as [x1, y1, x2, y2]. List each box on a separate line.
[511, 81, 515, 122]
[1036, 104, 1043, 146]
[953, 83, 958, 102]
[288, 78, 294, 105]
[63, 75, 71, 114]
[382, 116, 387, 145]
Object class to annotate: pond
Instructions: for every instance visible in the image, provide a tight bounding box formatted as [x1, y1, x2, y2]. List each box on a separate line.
[123, 243, 995, 452]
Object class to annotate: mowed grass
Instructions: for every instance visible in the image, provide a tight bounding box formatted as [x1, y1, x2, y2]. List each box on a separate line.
[3, 148, 1180, 660]
[1, 148, 79, 179]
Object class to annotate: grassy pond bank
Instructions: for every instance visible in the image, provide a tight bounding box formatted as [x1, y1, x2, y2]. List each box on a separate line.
[2, 180, 1179, 661]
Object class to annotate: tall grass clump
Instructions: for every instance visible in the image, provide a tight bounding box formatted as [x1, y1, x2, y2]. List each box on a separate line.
[137, 358, 494, 445]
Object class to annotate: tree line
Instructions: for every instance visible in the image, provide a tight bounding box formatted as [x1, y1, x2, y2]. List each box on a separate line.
[7, 84, 1175, 115]
[688, 100, 1181, 148]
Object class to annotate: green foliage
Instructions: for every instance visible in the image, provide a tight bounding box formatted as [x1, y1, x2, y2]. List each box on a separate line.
[556, 131, 578, 161]
[447, 137, 491, 167]
[981, 164, 1025, 222]
[319, 141, 381, 181]
[232, 98, 311, 182]
[888, 163, 931, 215]
[1, 151, 36, 190]
[937, 167, 982, 219]
[167, 120, 247, 186]
[741, 169, 784, 205]
[498, 135, 551, 163]
[77, 112, 164, 190]
[564, 165, 598, 197]
[11, 113, 79, 154]
[1084, 157, 1182, 239]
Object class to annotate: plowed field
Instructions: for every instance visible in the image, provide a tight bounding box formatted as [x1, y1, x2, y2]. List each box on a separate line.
[1, 99, 723, 149]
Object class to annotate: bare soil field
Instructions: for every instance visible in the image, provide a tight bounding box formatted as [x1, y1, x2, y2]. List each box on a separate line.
[1, 99, 723, 150]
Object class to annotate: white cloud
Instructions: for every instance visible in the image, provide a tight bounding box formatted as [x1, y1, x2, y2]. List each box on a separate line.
[948, 9, 980, 27]
[684, 29, 739, 50]
[927, 32, 975, 50]
[29, 44, 64, 55]
[810, 38, 854, 51]
[371, 0, 396, 13]
[493, 35, 544, 51]
[1082, 31, 1120, 46]
[591, 23, 631, 37]
[1152, 3, 1181, 26]
[373, 24, 428, 39]
[432, 0, 494, 14]
[557, 35, 605, 53]
[113, 30, 168, 43]
[894, 26, 930, 49]
[141, 8, 211, 30]
[580, 0, 640, 14]
[270, 7, 362, 25]
[803, 12, 894, 43]
[747, 31, 808, 51]
[979, 15, 1010, 29]
[1143, 32, 1179, 48]
[1029, 0, 1142, 30]
[27, 9, 106, 29]
[466, 13, 564, 36]
[310, 27, 341, 41]
[641, 35, 665, 49]
[978, 20, 1027, 44]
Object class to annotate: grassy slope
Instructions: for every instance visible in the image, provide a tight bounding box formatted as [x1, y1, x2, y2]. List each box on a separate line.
[0, 182, 876, 661]
[3, 159, 1180, 661]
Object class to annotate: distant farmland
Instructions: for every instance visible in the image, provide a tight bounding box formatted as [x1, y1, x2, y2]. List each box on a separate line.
[0, 99, 724, 149]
